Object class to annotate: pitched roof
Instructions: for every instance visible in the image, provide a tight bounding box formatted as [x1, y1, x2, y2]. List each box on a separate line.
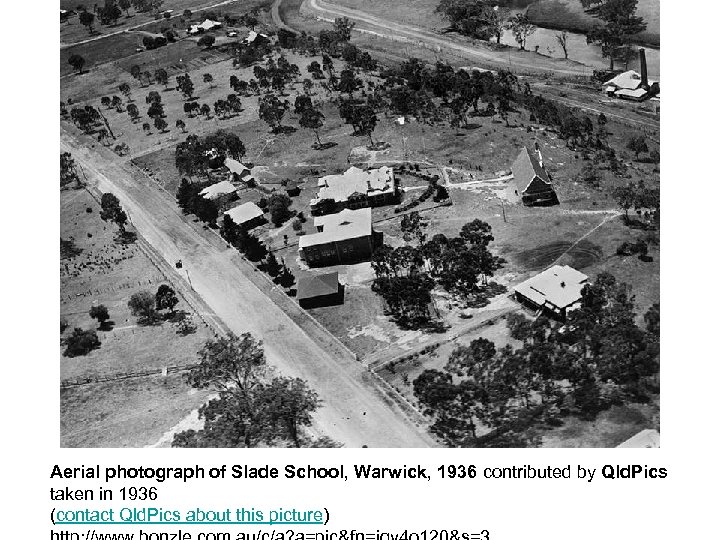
[224, 202, 263, 225]
[603, 70, 658, 92]
[511, 147, 551, 194]
[514, 265, 588, 311]
[225, 157, 251, 177]
[313, 166, 394, 204]
[200, 180, 236, 200]
[297, 272, 340, 301]
[299, 208, 372, 249]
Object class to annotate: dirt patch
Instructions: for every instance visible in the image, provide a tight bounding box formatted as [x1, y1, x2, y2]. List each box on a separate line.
[514, 239, 603, 271]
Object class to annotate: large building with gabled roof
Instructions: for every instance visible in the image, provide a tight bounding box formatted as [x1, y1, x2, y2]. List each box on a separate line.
[299, 208, 381, 267]
[310, 166, 397, 215]
[513, 264, 588, 319]
[506, 146, 557, 206]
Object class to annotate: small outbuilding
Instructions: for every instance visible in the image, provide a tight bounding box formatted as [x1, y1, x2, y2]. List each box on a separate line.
[513, 264, 588, 319]
[506, 146, 557, 206]
[224, 202, 265, 229]
[297, 272, 344, 308]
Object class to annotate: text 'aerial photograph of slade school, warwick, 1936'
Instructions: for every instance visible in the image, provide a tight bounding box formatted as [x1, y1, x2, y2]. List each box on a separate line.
[60, 0, 660, 449]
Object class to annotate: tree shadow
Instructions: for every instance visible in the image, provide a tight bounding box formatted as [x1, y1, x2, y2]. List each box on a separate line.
[166, 310, 190, 323]
[462, 123, 481, 130]
[98, 320, 116, 332]
[273, 125, 297, 135]
[312, 141, 338, 151]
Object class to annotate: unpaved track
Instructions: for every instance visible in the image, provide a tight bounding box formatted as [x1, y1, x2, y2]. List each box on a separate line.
[61, 127, 435, 448]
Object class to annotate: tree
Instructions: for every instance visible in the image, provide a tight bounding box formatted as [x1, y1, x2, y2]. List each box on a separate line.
[99, 192, 128, 233]
[338, 69, 361, 96]
[99, 2, 122, 25]
[258, 94, 289, 133]
[263, 252, 282, 277]
[356, 103, 378, 146]
[176, 119, 186, 132]
[119, 82, 132, 101]
[147, 101, 164, 119]
[119, 0, 131, 16]
[307, 61, 324, 80]
[435, 0, 508, 42]
[154, 116, 168, 132]
[198, 34, 216, 48]
[555, 31, 570, 59]
[128, 290, 157, 322]
[400, 211, 426, 244]
[176, 74, 195, 100]
[154, 68, 169, 88]
[200, 103, 211, 118]
[299, 105, 325, 147]
[267, 193, 293, 227]
[64, 328, 101, 357]
[507, 14, 536, 51]
[582, 0, 647, 70]
[79, 11, 95, 33]
[146, 90, 161, 105]
[626, 135, 648, 160]
[126, 103, 140, 122]
[203, 73, 214, 88]
[89, 304, 110, 329]
[111, 95, 123, 111]
[61, 152, 81, 188]
[130, 65, 141, 80]
[68, 54, 86, 74]
[155, 284, 179, 313]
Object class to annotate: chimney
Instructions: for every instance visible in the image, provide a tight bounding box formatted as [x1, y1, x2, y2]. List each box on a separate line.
[639, 48, 648, 89]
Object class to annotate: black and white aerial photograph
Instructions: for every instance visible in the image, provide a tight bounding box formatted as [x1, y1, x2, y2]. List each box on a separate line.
[60, 0, 660, 449]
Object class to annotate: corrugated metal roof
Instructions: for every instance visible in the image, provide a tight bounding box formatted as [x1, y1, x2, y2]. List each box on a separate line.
[314, 166, 394, 204]
[299, 208, 372, 248]
[224, 157, 251, 177]
[617, 429, 660, 448]
[297, 272, 340, 300]
[511, 147, 551, 194]
[224, 202, 263, 225]
[200, 180, 236, 200]
[514, 265, 588, 310]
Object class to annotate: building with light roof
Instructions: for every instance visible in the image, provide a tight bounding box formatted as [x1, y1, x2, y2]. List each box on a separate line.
[310, 166, 397, 215]
[200, 180, 237, 202]
[513, 265, 588, 319]
[224, 202, 265, 230]
[299, 208, 381, 267]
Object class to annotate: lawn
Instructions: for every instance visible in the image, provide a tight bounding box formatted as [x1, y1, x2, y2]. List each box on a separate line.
[60, 187, 215, 447]
[60, 373, 211, 448]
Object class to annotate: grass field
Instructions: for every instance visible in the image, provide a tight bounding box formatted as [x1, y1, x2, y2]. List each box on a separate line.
[331, 0, 660, 45]
[60, 373, 211, 447]
[60, 187, 215, 446]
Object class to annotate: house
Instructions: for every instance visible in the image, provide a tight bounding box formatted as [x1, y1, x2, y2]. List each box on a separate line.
[616, 429, 660, 448]
[297, 272, 344, 308]
[513, 265, 588, 319]
[602, 49, 659, 101]
[224, 202, 265, 230]
[506, 146, 557, 206]
[299, 208, 381, 267]
[224, 157, 254, 184]
[188, 19, 222, 34]
[284, 180, 301, 197]
[244, 30, 270, 46]
[310, 166, 397, 215]
[200, 180, 237, 203]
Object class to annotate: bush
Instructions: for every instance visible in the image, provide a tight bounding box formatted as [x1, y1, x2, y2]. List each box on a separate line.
[64, 328, 101, 357]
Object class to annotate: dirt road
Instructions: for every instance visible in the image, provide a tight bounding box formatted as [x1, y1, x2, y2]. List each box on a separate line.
[61, 127, 435, 448]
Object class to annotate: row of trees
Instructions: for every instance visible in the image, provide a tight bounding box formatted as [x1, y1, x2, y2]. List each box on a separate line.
[75, 0, 165, 34]
[371, 217, 504, 328]
[414, 273, 660, 447]
[172, 333, 329, 447]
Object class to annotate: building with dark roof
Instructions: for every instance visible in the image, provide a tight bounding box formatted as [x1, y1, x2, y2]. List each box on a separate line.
[506, 146, 557, 206]
[298, 208, 381, 267]
[297, 272, 344, 308]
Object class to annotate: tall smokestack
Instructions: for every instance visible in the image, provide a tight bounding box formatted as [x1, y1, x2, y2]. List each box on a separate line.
[639, 48, 648, 88]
